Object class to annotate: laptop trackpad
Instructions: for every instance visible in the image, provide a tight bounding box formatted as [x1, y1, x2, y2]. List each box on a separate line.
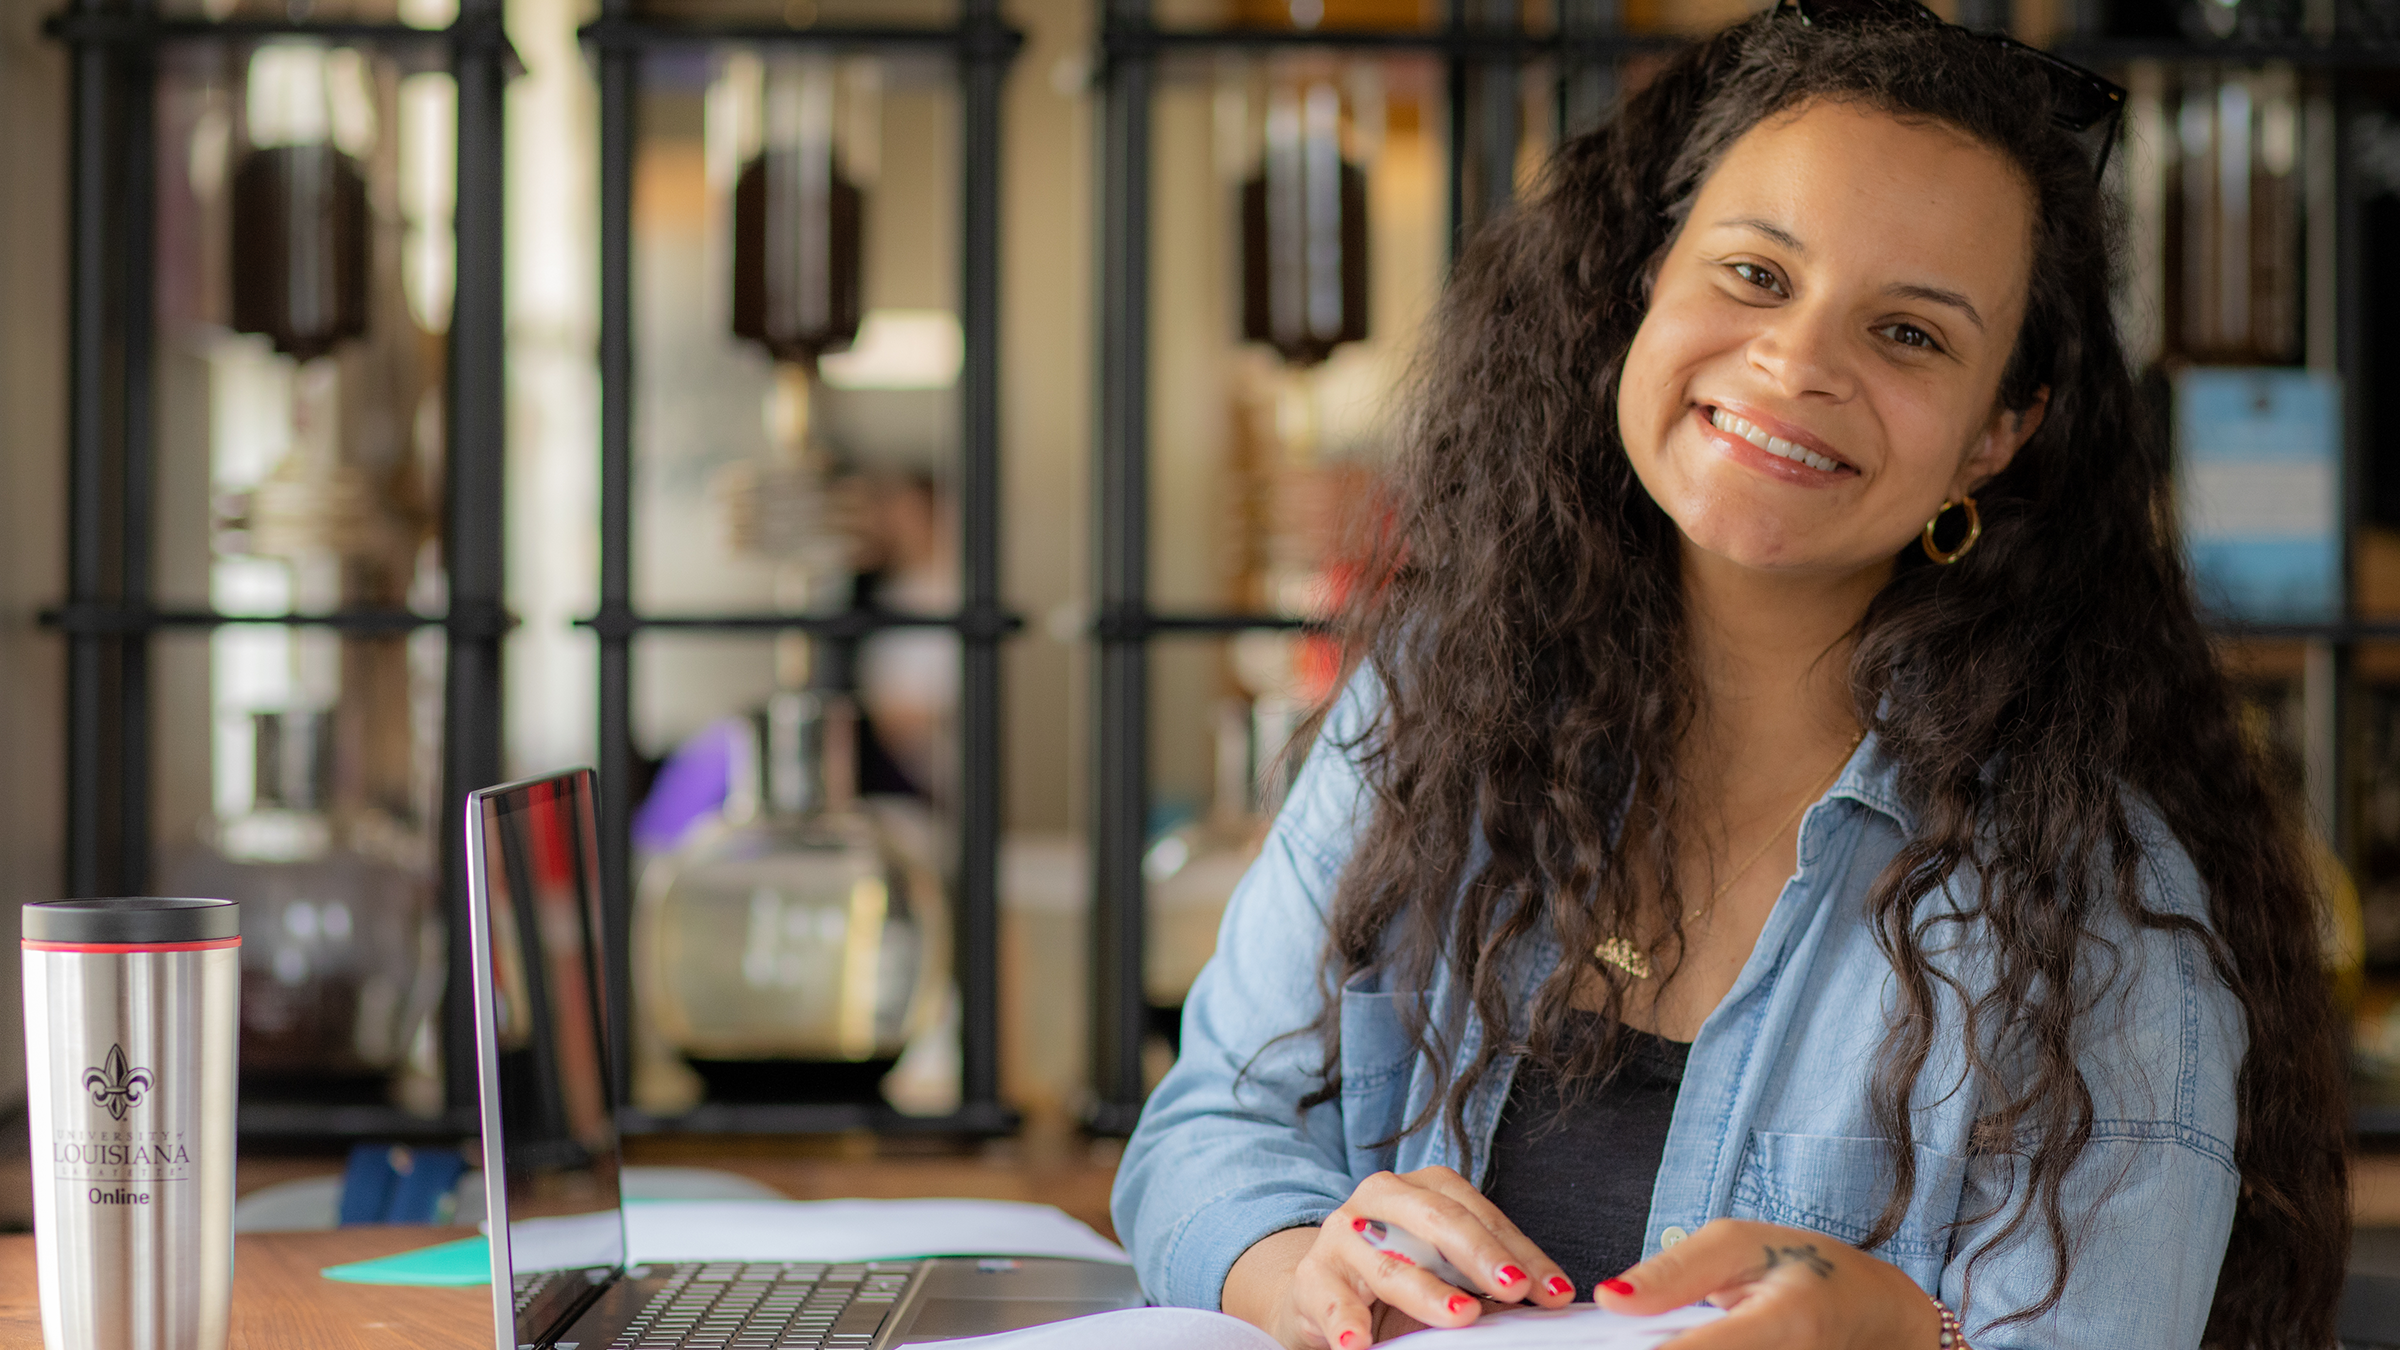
[896, 1299, 1129, 1342]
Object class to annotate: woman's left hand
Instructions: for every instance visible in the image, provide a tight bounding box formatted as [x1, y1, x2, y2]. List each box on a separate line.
[1591, 1219, 1945, 1349]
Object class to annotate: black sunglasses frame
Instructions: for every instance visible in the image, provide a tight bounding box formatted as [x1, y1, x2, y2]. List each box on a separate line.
[1775, 0, 2129, 181]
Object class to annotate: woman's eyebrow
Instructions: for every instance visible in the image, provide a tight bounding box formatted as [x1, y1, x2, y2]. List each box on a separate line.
[1886, 283, 1985, 332]
[1716, 216, 1807, 253]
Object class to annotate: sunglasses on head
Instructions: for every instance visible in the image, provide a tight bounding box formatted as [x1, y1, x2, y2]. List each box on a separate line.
[1774, 0, 2128, 180]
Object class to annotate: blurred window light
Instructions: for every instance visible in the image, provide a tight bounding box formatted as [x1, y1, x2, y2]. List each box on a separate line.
[247, 44, 332, 149]
[326, 49, 378, 158]
[244, 44, 376, 156]
[707, 53, 766, 193]
[399, 74, 458, 334]
[818, 309, 962, 390]
[398, 0, 457, 29]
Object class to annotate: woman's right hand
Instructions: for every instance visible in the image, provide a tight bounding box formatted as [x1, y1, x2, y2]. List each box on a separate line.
[1220, 1167, 1579, 1349]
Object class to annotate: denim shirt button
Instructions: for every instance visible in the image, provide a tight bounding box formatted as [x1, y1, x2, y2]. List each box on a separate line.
[1660, 1226, 1689, 1248]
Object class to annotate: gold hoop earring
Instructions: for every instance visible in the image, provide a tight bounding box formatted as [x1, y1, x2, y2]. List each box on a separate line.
[1921, 495, 1981, 565]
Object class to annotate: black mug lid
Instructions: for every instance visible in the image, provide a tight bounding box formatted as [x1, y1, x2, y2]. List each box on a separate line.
[22, 898, 240, 945]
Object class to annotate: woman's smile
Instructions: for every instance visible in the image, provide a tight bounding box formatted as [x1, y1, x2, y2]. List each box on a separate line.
[1692, 403, 1856, 483]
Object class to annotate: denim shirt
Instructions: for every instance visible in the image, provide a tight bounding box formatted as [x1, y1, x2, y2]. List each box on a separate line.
[1112, 680, 2245, 1349]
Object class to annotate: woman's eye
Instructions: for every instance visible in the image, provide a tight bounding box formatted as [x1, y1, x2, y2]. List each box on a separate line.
[1878, 322, 1941, 352]
[1728, 262, 1785, 296]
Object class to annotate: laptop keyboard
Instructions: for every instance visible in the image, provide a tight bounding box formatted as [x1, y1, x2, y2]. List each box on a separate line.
[610, 1261, 921, 1350]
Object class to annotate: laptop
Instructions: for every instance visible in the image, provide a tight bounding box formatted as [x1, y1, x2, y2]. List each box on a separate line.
[464, 767, 1147, 1350]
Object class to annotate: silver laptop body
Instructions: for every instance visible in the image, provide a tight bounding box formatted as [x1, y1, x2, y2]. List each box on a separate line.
[464, 768, 1144, 1350]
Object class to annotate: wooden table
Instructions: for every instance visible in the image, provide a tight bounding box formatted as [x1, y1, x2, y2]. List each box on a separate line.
[0, 1227, 491, 1349]
[0, 1133, 1130, 1349]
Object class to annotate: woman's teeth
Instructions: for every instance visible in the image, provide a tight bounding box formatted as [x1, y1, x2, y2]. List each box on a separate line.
[1710, 408, 1840, 473]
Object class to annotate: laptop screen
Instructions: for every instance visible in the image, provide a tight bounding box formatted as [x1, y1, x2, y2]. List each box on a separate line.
[468, 768, 627, 1348]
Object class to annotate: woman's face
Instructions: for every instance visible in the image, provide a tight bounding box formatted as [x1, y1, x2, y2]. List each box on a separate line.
[1617, 100, 2047, 582]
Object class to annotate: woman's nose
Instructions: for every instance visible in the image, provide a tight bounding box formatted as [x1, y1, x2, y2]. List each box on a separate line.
[1745, 302, 1856, 402]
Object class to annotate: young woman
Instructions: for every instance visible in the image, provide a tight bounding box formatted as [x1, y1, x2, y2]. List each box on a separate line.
[1110, 6, 2350, 1349]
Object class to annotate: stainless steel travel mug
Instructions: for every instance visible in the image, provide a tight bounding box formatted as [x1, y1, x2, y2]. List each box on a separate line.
[23, 899, 240, 1350]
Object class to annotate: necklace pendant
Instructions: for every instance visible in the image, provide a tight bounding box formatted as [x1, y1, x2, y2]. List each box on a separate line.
[1593, 937, 1653, 979]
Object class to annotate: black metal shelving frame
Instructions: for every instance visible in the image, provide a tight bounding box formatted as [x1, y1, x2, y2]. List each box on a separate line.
[579, 1, 1025, 1137]
[1085, 1, 2400, 1135]
[42, 0, 512, 1142]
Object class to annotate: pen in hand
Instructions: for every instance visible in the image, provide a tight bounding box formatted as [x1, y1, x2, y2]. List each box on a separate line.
[1350, 1217, 1482, 1293]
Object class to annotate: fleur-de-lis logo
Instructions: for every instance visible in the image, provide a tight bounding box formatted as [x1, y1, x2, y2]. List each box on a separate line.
[83, 1045, 153, 1121]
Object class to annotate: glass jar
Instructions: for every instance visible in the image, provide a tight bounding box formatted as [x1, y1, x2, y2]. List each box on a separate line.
[636, 690, 948, 1106]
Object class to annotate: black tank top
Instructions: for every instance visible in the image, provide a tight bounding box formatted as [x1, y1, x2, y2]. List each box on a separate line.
[1480, 1018, 1691, 1298]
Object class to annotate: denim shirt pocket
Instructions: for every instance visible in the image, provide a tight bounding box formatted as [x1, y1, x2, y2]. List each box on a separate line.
[1339, 987, 1419, 1178]
[1727, 1132, 1968, 1285]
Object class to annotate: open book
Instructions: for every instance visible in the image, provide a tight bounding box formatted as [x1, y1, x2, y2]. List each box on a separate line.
[934, 1303, 1726, 1349]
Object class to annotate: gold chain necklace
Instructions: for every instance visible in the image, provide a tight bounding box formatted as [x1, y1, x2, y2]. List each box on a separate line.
[1592, 729, 1864, 980]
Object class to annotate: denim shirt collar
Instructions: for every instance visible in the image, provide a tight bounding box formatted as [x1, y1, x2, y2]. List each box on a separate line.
[1827, 726, 1915, 835]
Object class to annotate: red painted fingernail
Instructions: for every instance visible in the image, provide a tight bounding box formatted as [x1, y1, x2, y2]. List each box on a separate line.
[1545, 1276, 1573, 1298]
[1600, 1277, 1636, 1297]
[1339, 1333, 1358, 1349]
[1496, 1265, 1526, 1286]
[1351, 1217, 1369, 1232]
[1448, 1295, 1472, 1314]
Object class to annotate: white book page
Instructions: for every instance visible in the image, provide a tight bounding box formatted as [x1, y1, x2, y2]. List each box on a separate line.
[927, 1308, 1282, 1350]
[1383, 1304, 1725, 1346]
[932, 1303, 1725, 1350]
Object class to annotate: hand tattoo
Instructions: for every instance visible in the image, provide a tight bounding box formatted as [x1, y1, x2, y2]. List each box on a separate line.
[1761, 1244, 1836, 1279]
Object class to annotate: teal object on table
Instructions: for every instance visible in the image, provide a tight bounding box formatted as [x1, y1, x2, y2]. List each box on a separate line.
[320, 1234, 491, 1286]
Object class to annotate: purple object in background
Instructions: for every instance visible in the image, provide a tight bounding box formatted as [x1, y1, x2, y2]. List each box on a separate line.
[632, 720, 743, 854]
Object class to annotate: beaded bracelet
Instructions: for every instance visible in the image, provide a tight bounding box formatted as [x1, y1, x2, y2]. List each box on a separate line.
[1931, 1295, 1970, 1349]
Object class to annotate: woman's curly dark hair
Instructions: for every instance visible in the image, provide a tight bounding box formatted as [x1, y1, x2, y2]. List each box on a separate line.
[1294, 11, 2347, 1345]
